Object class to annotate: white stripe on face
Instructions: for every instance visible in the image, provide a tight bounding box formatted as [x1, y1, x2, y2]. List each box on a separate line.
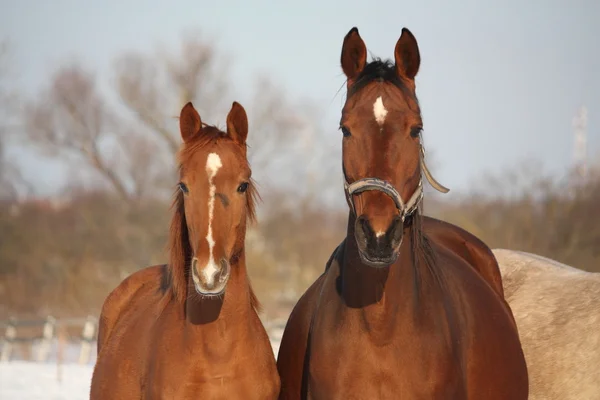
[203, 152, 223, 286]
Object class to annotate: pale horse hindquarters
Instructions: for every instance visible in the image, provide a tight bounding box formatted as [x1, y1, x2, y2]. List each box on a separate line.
[493, 249, 600, 400]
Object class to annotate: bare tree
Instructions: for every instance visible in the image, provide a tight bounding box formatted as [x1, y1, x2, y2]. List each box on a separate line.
[20, 32, 233, 203]
[114, 31, 230, 155]
[23, 65, 136, 201]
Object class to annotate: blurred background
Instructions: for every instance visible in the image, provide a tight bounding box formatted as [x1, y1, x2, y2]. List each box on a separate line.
[0, 0, 599, 395]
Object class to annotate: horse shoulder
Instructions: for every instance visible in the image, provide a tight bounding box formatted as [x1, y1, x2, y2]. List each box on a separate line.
[96, 264, 167, 354]
[428, 245, 529, 398]
[424, 216, 505, 298]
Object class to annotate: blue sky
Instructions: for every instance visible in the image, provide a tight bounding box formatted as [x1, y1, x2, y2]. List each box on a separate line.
[1, 0, 598, 200]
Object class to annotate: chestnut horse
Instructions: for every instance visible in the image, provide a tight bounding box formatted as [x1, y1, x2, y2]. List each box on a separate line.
[276, 27, 528, 399]
[90, 102, 280, 399]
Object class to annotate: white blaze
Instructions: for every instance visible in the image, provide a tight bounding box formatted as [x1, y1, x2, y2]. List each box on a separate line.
[203, 152, 222, 285]
[373, 96, 388, 127]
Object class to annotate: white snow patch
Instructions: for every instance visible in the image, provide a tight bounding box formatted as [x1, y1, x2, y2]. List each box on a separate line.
[0, 334, 283, 399]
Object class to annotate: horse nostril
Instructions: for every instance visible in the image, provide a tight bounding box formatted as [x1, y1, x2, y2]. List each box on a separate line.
[389, 216, 405, 246]
[355, 215, 370, 244]
[191, 258, 199, 275]
[216, 258, 230, 283]
[361, 216, 375, 234]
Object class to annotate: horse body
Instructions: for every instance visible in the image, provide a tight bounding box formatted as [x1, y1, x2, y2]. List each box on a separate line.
[91, 101, 279, 399]
[494, 249, 600, 400]
[277, 27, 528, 399]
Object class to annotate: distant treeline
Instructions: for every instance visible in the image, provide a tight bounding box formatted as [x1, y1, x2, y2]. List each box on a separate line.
[1, 165, 598, 319]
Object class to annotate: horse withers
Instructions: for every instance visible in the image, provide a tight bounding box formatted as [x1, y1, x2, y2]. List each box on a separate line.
[90, 101, 280, 399]
[276, 27, 529, 399]
[494, 249, 600, 400]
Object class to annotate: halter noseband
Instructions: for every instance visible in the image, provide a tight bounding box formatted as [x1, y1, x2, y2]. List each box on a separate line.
[344, 177, 423, 221]
[343, 145, 449, 220]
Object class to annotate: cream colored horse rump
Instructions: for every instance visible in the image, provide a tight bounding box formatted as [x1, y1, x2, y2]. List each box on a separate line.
[493, 249, 600, 400]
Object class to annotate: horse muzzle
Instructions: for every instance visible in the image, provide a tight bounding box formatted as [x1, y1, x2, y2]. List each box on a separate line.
[191, 256, 231, 296]
[354, 214, 404, 268]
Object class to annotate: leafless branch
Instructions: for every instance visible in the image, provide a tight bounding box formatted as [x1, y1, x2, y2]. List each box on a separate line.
[114, 31, 230, 156]
[23, 65, 132, 201]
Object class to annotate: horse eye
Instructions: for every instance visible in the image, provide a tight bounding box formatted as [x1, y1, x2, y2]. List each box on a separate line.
[340, 126, 351, 138]
[178, 182, 189, 194]
[410, 126, 423, 138]
[237, 182, 249, 193]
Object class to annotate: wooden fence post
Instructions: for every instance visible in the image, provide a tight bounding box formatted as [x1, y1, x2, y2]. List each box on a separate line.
[56, 324, 66, 383]
[79, 315, 97, 365]
[37, 315, 56, 362]
[0, 318, 17, 362]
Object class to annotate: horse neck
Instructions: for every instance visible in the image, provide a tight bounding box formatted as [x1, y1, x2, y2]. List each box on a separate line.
[184, 249, 256, 338]
[340, 212, 425, 332]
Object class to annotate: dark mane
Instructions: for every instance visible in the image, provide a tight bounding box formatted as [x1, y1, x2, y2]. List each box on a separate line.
[347, 58, 419, 109]
[167, 125, 260, 311]
[409, 210, 442, 292]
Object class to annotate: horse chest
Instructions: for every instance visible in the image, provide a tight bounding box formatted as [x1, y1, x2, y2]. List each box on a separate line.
[167, 373, 278, 400]
[309, 338, 462, 399]
[306, 307, 464, 400]
[143, 345, 279, 400]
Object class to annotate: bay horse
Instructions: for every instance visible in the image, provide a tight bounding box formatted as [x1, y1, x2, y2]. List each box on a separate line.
[90, 101, 280, 399]
[276, 27, 529, 399]
[493, 249, 600, 400]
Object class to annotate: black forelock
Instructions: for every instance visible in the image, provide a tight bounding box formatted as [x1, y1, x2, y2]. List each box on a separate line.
[347, 58, 418, 107]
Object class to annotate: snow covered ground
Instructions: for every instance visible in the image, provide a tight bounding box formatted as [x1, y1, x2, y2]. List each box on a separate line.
[0, 335, 283, 399]
[0, 361, 95, 400]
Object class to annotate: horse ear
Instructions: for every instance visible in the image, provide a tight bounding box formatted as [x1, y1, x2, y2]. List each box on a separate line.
[341, 27, 367, 85]
[179, 102, 202, 143]
[394, 28, 421, 81]
[226, 101, 248, 145]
